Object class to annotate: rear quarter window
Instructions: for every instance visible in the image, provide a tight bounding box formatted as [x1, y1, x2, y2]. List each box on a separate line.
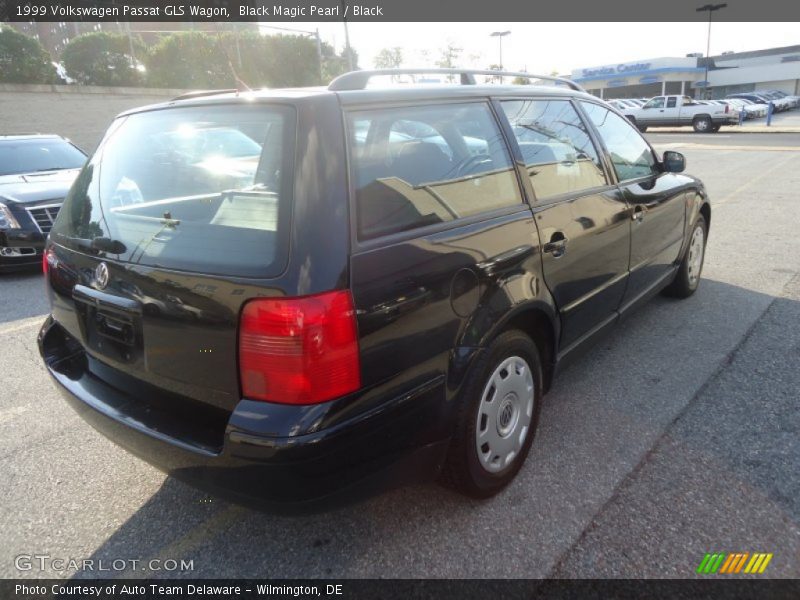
[348, 102, 522, 241]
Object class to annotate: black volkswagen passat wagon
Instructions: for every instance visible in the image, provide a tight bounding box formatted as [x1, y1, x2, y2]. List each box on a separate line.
[39, 69, 710, 509]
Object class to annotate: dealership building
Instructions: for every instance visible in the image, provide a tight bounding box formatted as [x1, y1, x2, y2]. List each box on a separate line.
[571, 45, 800, 100]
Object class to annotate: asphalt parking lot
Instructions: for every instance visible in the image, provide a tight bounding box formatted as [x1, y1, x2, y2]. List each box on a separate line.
[1, 133, 799, 579]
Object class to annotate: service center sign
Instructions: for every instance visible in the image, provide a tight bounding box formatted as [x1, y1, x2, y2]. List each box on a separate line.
[581, 62, 652, 78]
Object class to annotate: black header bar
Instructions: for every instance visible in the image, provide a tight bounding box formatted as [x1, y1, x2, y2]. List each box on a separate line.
[2, 0, 800, 22]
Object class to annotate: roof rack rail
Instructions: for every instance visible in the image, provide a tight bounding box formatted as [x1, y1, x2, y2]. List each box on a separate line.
[328, 69, 585, 92]
[171, 89, 239, 101]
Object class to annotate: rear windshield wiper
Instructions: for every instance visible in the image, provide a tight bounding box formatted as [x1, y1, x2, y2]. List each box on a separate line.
[28, 167, 76, 174]
[55, 235, 127, 255]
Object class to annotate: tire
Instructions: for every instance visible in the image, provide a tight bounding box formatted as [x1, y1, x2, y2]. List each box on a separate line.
[439, 330, 543, 498]
[664, 214, 708, 298]
[693, 116, 713, 133]
[710, 124, 721, 133]
[637, 124, 648, 133]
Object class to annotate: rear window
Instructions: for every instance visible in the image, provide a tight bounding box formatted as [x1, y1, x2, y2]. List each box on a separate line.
[51, 104, 295, 278]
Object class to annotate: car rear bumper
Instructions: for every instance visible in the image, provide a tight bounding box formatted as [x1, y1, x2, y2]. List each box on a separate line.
[38, 316, 450, 512]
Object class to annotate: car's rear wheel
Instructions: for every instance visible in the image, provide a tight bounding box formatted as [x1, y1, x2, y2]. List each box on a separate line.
[637, 124, 648, 133]
[664, 214, 707, 298]
[693, 116, 713, 133]
[439, 330, 542, 498]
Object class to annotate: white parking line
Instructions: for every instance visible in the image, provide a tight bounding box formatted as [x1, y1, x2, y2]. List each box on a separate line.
[0, 316, 46, 335]
[716, 153, 799, 205]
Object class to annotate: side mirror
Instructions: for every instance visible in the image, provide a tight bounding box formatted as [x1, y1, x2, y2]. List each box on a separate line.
[662, 150, 686, 173]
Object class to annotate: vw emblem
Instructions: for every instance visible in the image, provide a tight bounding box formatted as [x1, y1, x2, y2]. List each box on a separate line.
[94, 262, 110, 290]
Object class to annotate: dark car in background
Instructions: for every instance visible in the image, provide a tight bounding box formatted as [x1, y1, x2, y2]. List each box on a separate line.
[38, 69, 710, 510]
[0, 135, 87, 271]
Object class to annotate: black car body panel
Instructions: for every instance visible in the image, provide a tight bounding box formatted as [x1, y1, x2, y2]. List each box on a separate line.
[39, 79, 711, 508]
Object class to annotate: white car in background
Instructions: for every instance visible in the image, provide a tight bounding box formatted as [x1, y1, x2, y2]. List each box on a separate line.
[764, 90, 799, 109]
[607, 99, 640, 111]
[720, 98, 766, 119]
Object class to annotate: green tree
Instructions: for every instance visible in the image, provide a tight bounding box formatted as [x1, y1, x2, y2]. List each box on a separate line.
[374, 47, 403, 69]
[435, 43, 462, 69]
[435, 43, 462, 82]
[321, 42, 359, 83]
[62, 32, 145, 87]
[145, 32, 233, 89]
[260, 34, 322, 87]
[0, 25, 56, 84]
[219, 31, 319, 88]
[146, 31, 341, 89]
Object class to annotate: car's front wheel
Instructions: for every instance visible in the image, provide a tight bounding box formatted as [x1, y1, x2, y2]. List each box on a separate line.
[664, 214, 708, 298]
[440, 330, 542, 498]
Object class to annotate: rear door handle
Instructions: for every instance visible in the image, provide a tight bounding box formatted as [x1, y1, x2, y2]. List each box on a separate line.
[631, 205, 648, 222]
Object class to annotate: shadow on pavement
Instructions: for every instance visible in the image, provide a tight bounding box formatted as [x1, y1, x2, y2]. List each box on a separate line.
[70, 276, 800, 578]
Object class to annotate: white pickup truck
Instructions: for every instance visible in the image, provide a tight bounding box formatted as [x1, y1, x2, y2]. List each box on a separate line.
[619, 95, 738, 133]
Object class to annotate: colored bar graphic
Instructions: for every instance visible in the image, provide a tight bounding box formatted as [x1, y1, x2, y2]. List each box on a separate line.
[734, 552, 749, 573]
[720, 553, 736, 574]
[711, 553, 725, 573]
[697, 554, 712, 574]
[744, 554, 761, 573]
[700, 552, 773, 575]
[721, 552, 742, 573]
[759, 554, 773, 573]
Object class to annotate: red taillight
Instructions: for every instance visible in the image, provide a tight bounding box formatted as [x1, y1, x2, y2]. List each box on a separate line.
[238, 290, 361, 405]
[42, 247, 50, 275]
[725, 104, 729, 113]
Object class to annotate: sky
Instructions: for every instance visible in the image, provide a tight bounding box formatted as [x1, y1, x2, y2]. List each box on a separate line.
[260, 22, 800, 75]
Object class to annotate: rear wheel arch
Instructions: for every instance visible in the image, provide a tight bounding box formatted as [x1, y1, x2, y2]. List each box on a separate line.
[494, 308, 557, 393]
[699, 201, 711, 232]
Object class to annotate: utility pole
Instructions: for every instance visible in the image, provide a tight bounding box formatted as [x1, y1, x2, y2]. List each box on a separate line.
[341, 0, 354, 71]
[490, 30, 511, 71]
[315, 29, 323, 83]
[696, 3, 727, 99]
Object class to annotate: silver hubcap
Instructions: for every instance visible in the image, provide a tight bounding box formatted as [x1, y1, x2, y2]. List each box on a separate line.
[688, 225, 705, 286]
[696, 119, 709, 131]
[475, 356, 534, 474]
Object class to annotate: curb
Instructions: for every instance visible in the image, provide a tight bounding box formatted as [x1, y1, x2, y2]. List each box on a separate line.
[651, 127, 800, 134]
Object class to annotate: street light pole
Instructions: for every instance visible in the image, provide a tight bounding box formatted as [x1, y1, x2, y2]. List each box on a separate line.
[696, 3, 727, 99]
[341, 0, 354, 71]
[490, 30, 511, 71]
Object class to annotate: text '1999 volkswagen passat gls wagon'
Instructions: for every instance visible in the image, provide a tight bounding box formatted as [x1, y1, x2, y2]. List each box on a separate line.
[39, 69, 710, 510]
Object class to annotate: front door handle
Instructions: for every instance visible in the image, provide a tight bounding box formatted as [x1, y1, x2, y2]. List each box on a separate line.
[631, 205, 648, 222]
[543, 233, 568, 258]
